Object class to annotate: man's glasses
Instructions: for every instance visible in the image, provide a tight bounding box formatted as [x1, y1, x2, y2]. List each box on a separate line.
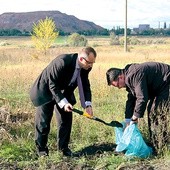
[83, 57, 95, 64]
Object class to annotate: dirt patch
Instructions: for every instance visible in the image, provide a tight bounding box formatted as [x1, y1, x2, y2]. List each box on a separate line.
[77, 142, 117, 156]
[0, 107, 30, 124]
[116, 160, 170, 170]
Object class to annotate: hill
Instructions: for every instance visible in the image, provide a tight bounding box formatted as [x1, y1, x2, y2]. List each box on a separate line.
[0, 11, 105, 34]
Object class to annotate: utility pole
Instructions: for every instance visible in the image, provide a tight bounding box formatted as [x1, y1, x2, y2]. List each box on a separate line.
[124, 0, 127, 52]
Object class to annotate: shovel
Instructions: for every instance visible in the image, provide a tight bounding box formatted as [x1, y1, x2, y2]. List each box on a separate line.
[72, 108, 123, 128]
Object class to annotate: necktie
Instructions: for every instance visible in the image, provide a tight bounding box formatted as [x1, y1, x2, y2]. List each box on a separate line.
[77, 69, 86, 108]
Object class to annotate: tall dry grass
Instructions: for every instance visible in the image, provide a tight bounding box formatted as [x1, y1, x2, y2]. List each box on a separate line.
[0, 36, 170, 114]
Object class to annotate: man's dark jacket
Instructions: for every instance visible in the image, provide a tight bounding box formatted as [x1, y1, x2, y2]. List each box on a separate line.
[30, 53, 91, 107]
[124, 62, 170, 119]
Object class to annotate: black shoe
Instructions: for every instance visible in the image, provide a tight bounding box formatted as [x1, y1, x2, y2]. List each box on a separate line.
[62, 148, 79, 157]
[36, 145, 49, 157]
[62, 148, 73, 156]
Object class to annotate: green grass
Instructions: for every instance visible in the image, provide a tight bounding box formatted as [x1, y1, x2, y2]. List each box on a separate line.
[54, 36, 68, 44]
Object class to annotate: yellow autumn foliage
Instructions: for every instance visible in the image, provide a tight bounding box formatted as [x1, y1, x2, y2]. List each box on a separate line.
[32, 17, 59, 55]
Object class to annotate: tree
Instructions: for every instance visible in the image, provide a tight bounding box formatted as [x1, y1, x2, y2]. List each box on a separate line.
[32, 17, 59, 55]
[164, 22, 167, 29]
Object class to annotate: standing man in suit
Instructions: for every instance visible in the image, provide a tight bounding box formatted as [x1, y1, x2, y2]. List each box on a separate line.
[106, 62, 170, 154]
[30, 47, 97, 157]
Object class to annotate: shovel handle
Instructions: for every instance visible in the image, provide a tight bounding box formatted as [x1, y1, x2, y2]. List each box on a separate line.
[82, 112, 93, 118]
[72, 108, 83, 115]
[72, 108, 93, 118]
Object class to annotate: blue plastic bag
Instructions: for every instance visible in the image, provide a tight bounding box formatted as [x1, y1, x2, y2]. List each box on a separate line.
[115, 123, 153, 158]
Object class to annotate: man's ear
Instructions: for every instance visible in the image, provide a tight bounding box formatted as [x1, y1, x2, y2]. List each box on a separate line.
[79, 57, 83, 61]
[79, 52, 87, 62]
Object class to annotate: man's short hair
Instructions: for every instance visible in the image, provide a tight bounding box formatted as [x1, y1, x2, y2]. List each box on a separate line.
[82, 47, 97, 58]
[106, 68, 122, 85]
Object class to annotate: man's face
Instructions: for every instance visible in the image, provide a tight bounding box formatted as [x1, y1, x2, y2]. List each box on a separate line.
[78, 52, 96, 70]
[110, 75, 125, 89]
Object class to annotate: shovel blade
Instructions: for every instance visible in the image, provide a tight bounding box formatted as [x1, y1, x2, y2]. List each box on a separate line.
[108, 121, 123, 127]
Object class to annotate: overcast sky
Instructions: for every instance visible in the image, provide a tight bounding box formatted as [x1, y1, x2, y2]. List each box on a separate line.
[0, 0, 170, 29]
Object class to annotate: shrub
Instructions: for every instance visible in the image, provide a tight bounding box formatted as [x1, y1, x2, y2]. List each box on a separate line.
[129, 37, 140, 45]
[150, 101, 170, 155]
[67, 33, 88, 47]
[0, 41, 10, 46]
[109, 32, 120, 45]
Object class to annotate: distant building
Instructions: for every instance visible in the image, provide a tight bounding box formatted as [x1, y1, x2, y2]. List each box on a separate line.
[138, 24, 150, 31]
[132, 24, 150, 34]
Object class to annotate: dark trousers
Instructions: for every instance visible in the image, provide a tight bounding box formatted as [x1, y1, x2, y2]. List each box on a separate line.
[35, 100, 72, 150]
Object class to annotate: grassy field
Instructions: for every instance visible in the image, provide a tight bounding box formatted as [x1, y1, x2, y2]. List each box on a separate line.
[0, 36, 170, 169]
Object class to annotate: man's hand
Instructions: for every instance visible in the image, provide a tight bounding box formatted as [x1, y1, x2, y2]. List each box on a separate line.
[85, 106, 93, 117]
[64, 103, 73, 112]
[130, 116, 138, 125]
[125, 116, 138, 127]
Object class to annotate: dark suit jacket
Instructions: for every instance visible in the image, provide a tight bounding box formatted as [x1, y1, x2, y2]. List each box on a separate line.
[30, 53, 92, 107]
[124, 62, 170, 119]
